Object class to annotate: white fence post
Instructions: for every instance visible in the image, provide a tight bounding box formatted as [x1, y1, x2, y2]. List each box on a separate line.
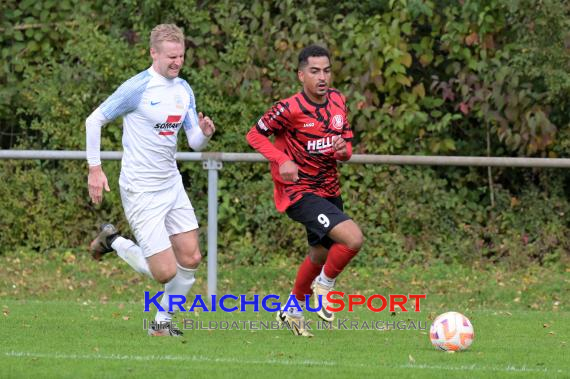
[203, 157, 223, 297]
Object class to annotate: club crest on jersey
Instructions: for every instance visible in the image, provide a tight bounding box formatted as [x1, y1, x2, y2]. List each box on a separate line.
[154, 115, 182, 136]
[307, 136, 334, 153]
[175, 94, 184, 110]
[332, 115, 343, 130]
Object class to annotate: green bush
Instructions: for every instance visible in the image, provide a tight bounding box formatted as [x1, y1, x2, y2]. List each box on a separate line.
[0, 0, 568, 267]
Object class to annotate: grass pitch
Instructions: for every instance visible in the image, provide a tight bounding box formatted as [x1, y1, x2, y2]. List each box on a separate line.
[0, 251, 568, 378]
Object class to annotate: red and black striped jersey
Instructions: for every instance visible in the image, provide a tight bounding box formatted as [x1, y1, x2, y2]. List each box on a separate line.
[247, 89, 353, 212]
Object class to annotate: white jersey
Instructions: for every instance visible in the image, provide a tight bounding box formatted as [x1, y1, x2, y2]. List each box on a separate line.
[86, 66, 209, 192]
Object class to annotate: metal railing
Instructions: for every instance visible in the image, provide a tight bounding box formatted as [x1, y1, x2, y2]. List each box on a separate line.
[3, 150, 570, 167]
[2, 149, 570, 297]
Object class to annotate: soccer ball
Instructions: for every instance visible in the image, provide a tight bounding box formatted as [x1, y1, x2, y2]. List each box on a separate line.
[429, 311, 474, 351]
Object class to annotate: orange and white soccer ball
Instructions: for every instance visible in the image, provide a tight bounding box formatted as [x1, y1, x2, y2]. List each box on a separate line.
[429, 311, 474, 351]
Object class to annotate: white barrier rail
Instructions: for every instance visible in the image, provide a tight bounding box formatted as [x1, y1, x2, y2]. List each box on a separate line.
[2, 150, 570, 167]
[2, 149, 570, 297]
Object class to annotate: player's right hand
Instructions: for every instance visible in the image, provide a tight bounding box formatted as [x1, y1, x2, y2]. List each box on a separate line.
[88, 165, 110, 204]
[279, 160, 299, 183]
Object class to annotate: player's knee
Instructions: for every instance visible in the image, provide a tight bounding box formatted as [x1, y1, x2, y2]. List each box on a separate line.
[177, 249, 202, 269]
[309, 245, 328, 265]
[346, 227, 364, 251]
[154, 268, 176, 284]
[310, 254, 327, 265]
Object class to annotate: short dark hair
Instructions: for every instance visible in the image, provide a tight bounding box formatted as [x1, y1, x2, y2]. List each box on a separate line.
[298, 45, 330, 70]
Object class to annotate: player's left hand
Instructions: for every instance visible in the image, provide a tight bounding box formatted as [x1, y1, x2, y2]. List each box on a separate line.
[198, 112, 216, 137]
[332, 135, 347, 155]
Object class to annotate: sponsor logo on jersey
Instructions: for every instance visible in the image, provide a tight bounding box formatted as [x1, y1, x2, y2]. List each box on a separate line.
[155, 115, 182, 136]
[307, 136, 333, 152]
[332, 114, 343, 130]
[150, 101, 161, 106]
[303, 122, 315, 128]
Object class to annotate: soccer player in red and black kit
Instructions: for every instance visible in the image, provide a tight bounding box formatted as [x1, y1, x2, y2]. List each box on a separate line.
[246, 45, 363, 337]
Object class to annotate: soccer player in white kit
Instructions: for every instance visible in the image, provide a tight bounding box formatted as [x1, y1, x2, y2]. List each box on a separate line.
[85, 24, 215, 336]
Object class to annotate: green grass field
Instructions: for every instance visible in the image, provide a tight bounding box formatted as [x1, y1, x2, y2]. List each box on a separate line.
[1, 251, 568, 378]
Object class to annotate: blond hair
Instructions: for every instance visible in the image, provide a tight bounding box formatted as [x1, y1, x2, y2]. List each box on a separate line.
[150, 24, 184, 50]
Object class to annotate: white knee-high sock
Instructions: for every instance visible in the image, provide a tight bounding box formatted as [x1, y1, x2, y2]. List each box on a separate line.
[111, 236, 152, 279]
[155, 264, 197, 323]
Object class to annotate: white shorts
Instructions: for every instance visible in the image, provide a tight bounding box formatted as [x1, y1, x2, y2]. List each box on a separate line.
[120, 179, 199, 258]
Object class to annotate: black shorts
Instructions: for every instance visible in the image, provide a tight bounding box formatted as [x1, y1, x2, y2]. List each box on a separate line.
[286, 194, 351, 249]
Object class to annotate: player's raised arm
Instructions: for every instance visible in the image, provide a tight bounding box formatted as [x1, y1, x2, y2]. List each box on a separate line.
[332, 135, 353, 161]
[181, 81, 215, 151]
[246, 118, 299, 183]
[183, 111, 214, 151]
[246, 126, 291, 165]
[198, 112, 215, 137]
[246, 101, 293, 161]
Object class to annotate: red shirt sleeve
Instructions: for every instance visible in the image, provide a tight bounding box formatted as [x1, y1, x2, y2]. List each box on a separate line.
[246, 127, 291, 166]
[246, 101, 293, 166]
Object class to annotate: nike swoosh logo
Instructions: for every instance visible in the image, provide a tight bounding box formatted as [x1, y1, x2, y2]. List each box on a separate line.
[321, 307, 333, 318]
[317, 295, 333, 319]
[150, 101, 161, 106]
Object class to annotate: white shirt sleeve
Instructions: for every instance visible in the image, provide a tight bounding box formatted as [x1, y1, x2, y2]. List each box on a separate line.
[86, 70, 150, 166]
[185, 120, 210, 151]
[180, 80, 210, 151]
[85, 107, 110, 166]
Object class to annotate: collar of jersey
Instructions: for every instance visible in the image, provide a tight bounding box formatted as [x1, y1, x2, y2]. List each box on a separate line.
[148, 66, 178, 84]
[301, 90, 329, 108]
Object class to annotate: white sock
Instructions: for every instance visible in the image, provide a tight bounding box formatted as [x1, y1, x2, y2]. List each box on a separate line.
[155, 264, 197, 323]
[317, 270, 335, 288]
[111, 236, 152, 278]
